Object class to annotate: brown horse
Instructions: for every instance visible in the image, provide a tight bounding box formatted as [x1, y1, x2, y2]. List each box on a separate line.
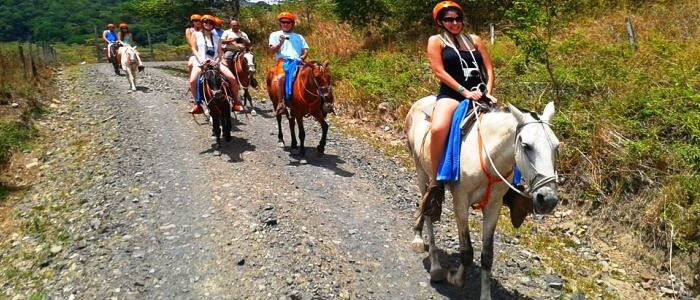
[228, 52, 257, 107]
[266, 60, 334, 164]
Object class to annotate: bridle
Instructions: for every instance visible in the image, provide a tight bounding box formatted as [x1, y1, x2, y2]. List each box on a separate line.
[476, 106, 558, 200]
[295, 63, 332, 115]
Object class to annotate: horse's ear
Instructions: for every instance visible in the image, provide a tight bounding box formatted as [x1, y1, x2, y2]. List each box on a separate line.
[541, 101, 555, 122]
[508, 102, 525, 124]
[323, 60, 329, 69]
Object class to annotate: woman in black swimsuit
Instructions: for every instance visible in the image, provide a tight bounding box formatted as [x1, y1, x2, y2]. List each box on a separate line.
[424, 1, 497, 199]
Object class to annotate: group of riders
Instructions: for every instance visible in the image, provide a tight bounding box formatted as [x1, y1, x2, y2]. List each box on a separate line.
[102, 22, 145, 72]
[181, 11, 308, 116]
[102, 12, 307, 116]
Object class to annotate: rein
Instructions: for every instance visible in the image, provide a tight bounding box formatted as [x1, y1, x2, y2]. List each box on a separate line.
[295, 64, 330, 116]
[474, 105, 558, 207]
[233, 54, 250, 89]
[201, 68, 231, 117]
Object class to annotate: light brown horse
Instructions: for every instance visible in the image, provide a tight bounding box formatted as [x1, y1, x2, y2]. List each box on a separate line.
[266, 60, 334, 164]
[229, 52, 256, 107]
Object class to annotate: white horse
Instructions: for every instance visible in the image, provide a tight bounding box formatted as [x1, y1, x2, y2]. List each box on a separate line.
[405, 96, 561, 300]
[118, 45, 140, 91]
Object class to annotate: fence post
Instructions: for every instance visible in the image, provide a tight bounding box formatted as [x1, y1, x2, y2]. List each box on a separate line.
[147, 30, 155, 61]
[489, 23, 495, 45]
[18, 44, 27, 79]
[625, 17, 635, 51]
[28, 40, 38, 77]
[94, 25, 101, 61]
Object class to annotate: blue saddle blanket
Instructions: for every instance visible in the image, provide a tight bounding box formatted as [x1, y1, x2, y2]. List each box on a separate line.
[436, 99, 522, 184]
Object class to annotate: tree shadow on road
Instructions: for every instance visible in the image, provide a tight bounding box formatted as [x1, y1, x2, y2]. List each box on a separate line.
[421, 249, 533, 299]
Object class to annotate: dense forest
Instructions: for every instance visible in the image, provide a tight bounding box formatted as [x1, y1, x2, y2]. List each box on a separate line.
[0, 0, 274, 45]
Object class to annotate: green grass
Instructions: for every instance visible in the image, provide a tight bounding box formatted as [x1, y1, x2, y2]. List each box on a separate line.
[0, 120, 35, 166]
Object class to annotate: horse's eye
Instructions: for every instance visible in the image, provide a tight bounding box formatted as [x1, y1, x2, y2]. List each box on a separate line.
[521, 142, 532, 151]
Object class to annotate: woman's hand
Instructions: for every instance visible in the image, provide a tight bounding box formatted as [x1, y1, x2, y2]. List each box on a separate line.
[462, 90, 482, 101]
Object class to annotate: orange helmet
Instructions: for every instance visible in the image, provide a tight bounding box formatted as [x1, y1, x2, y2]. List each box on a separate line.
[277, 12, 295, 23]
[190, 14, 202, 21]
[107, 23, 115, 29]
[214, 17, 223, 26]
[432, 1, 462, 25]
[201, 15, 215, 23]
[119, 23, 128, 29]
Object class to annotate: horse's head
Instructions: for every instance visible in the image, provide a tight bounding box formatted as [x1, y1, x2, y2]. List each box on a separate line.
[309, 60, 334, 115]
[123, 45, 139, 65]
[201, 66, 226, 105]
[242, 52, 256, 74]
[508, 102, 560, 214]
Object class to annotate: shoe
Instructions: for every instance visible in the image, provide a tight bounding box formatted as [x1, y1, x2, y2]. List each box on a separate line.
[138, 65, 145, 72]
[232, 98, 244, 112]
[190, 104, 203, 114]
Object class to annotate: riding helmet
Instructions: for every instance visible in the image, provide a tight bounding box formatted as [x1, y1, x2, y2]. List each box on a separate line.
[432, 1, 463, 25]
[277, 12, 295, 23]
[119, 23, 128, 29]
[214, 17, 224, 27]
[107, 23, 115, 29]
[190, 14, 202, 21]
[201, 15, 215, 24]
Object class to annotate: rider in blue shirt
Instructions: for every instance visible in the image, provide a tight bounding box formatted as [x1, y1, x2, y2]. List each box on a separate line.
[102, 23, 118, 60]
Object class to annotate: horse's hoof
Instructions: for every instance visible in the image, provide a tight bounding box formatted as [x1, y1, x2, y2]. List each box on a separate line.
[299, 158, 308, 165]
[410, 240, 426, 253]
[430, 268, 448, 282]
[447, 270, 466, 288]
[277, 141, 285, 148]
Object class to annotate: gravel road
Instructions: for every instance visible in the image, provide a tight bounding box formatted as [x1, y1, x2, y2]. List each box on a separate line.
[12, 62, 576, 300]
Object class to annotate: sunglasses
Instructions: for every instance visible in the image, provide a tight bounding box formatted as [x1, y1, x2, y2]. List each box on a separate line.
[441, 17, 464, 23]
[280, 21, 293, 24]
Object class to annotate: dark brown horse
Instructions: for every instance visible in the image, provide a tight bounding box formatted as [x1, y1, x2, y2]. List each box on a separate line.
[266, 60, 334, 164]
[200, 65, 239, 151]
[228, 52, 256, 107]
[107, 42, 122, 75]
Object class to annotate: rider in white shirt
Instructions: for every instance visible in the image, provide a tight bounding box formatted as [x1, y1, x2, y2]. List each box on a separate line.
[188, 15, 241, 114]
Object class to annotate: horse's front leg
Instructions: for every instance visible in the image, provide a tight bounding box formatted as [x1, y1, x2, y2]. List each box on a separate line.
[276, 114, 285, 148]
[288, 115, 298, 152]
[448, 194, 475, 289]
[129, 69, 136, 91]
[477, 202, 501, 300]
[211, 115, 222, 150]
[222, 106, 232, 142]
[297, 117, 307, 164]
[316, 118, 328, 156]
